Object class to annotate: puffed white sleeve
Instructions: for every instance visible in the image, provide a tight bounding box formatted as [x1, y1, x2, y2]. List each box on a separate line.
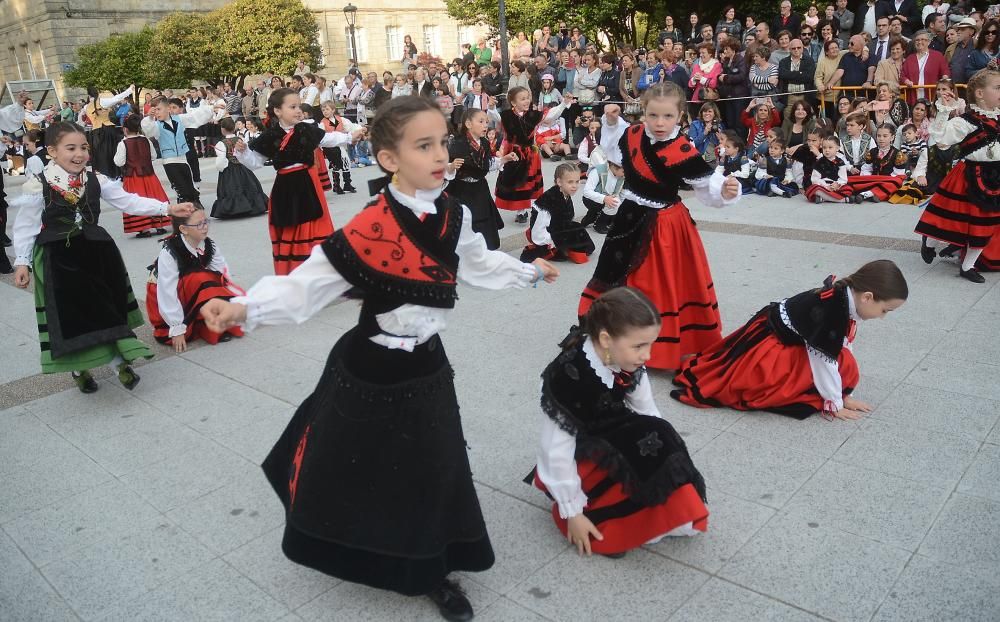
[837, 164, 849, 185]
[912, 148, 928, 178]
[177, 105, 216, 130]
[235, 144, 268, 169]
[319, 130, 352, 149]
[686, 169, 741, 208]
[10, 191, 44, 266]
[113, 141, 127, 168]
[98, 85, 134, 108]
[455, 205, 538, 289]
[860, 161, 873, 175]
[536, 412, 588, 519]
[140, 116, 159, 140]
[928, 102, 974, 148]
[98, 176, 169, 216]
[0, 102, 26, 133]
[24, 157, 44, 178]
[542, 102, 568, 124]
[577, 140, 592, 164]
[806, 347, 843, 413]
[625, 372, 662, 419]
[229, 245, 354, 331]
[582, 172, 605, 203]
[155, 248, 187, 338]
[214, 141, 229, 172]
[529, 205, 554, 247]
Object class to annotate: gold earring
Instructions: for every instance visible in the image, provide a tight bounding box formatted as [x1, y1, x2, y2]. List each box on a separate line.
[604, 349, 611, 366]
[391, 172, 399, 184]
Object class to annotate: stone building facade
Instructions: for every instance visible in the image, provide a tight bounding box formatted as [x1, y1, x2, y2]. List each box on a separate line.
[0, 0, 486, 100]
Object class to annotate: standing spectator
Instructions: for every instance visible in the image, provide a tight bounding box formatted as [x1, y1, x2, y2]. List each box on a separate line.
[619, 53, 643, 120]
[458, 62, 480, 95]
[402, 34, 419, 68]
[749, 46, 780, 99]
[412, 68, 433, 99]
[888, 16, 913, 47]
[509, 60, 530, 91]
[816, 39, 847, 118]
[316, 77, 333, 104]
[922, 0, 950, 24]
[835, 0, 855, 33]
[568, 27, 588, 51]
[472, 37, 493, 66]
[717, 7, 743, 41]
[574, 51, 601, 106]
[664, 45, 692, 91]
[771, 30, 794, 64]
[772, 0, 803, 37]
[949, 18, 978, 84]
[689, 43, 722, 102]
[240, 85, 256, 119]
[596, 53, 622, 104]
[391, 74, 412, 98]
[511, 32, 533, 61]
[831, 34, 870, 96]
[800, 24, 823, 60]
[872, 37, 907, 90]
[901, 30, 950, 103]
[868, 17, 893, 76]
[339, 72, 364, 122]
[780, 39, 817, 113]
[659, 15, 684, 45]
[756, 21, 775, 48]
[557, 51, 578, 95]
[745, 14, 760, 40]
[686, 13, 703, 45]
[221, 82, 242, 119]
[805, 4, 821, 30]
[968, 18, 1000, 73]
[855, 0, 879, 36]
[876, 0, 921, 36]
[926, 13, 949, 53]
[480, 62, 503, 97]
[819, 19, 845, 48]
[295, 59, 311, 75]
[718, 41, 750, 129]
[699, 24, 716, 46]
[371, 72, 392, 110]
[535, 26, 559, 62]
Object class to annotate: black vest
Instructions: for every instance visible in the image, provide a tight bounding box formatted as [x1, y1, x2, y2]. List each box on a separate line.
[163, 235, 217, 276]
[36, 172, 109, 245]
[529, 185, 576, 230]
[767, 278, 851, 361]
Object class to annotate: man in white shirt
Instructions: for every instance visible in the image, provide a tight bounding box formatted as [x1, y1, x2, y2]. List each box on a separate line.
[339, 72, 364, 122]
[864, 17, 893, 85]
[599, 104, 629, 156]
[317, 77, 334, 105]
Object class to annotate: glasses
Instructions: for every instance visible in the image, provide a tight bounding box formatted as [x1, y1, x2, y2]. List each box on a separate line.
[790, 45, 804, 49]
[182, 221, 209, 230]
[987, 30, 999, 35]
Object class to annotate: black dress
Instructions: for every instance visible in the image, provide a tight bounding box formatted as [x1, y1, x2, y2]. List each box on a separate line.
[520, 185, 595, 262]
[448, 135, 504, 249]
[211, 137, 268, 219]
[261, 190, 494, 596]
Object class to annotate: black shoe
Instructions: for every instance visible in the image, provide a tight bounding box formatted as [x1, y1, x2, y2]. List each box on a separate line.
[343, 184, 357, 193]
[117, 364, 141, 391]
[154, 228, 168, 235]
[136, 230, 153, 238]
[599, 551, 628, 559]
[853, 194, 864, 204]
[427, 579, 473, 622]
[218, 332, 233, 343]
[514, 212, 528, 224]
[938, 244, 961, 259]
[550, 155, 562, 161]
[72, 371, 99, 394]
[959, 268, 986, 283]
[813, 196, 823, 204]
[920, 237, 936, 264]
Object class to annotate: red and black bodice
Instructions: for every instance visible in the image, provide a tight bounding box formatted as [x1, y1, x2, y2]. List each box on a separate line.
[957, 111, 1000, 212]
[767, 277, 853, 361]
[249, 122, 327, 169]
[813, 156, 846, 183]
[500, 109, 544, 148]
[863, 146, 906, 176]
[123, 138, 155, 177]
[619, 124, 713, 205]
[449, 135, 493, 181]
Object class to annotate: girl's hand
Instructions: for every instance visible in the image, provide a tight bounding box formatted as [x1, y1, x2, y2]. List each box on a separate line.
[843, 396, 872, 413]
[13, 266, 30, 289]
[830, 182, 841, 191]
[235, 140, 248, 153]
[833, 407, 864, 420]
[172, 335, 188, 353]
[567, 514, 604, 556]
[167, 202, 194, 218]
[503, 152, 519, 163]
[532, 258, 560, 283]
[722, 176, 740, 200]
[603, 195, 618, 207]
[448, 158, 465, 173]
[938, 90, 957, 107]
[200, 299, 247, 333]
[563, 94, 576, 105]
[916, 175, 927, 186]
[15, 90, 29, 105]
[351, 128, 366, 143]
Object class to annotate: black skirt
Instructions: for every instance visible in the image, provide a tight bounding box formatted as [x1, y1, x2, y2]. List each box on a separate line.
[269, 168, 324, 227]
[262, 327, 494, 596]
[89, 126, 124, 179]
[448, 178, 504, 250]
[211, 162, 268, 219]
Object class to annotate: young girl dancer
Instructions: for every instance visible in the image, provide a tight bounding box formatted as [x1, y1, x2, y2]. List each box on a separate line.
[199, 96, 560, 622]
[578, 82, 741, 371]
[147, 206, 243, 352]
[916, 67, 1000, 284]
[446, 107, 516, 250]
[11, 122, 192, 393]
[211, 117, 268, 219]
[113, 114, 171, 237]
[319, 101, 361, 195]
[521, 162, 595, 264]
[672, 260, 908, 420]
[496, 87, 574, 223]
[529, 287, 708, 558]
[23, 130, 48, 179]
[235, 88, 363, 275]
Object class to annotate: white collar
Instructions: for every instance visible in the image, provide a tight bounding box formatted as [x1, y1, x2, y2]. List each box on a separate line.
[180, 235, 205, 255]
[971, 104, 1000, 120]
[387, 182, 446, 216]
[583, 337, 618, 388]
[644, 125, 681, 144]
[846, 286, 862, 321]
[698, 57, 719, 70]
[43, 161, 88, 191]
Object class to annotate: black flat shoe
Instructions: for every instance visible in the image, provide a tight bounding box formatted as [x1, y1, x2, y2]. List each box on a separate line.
[959, 268, 986, 283]
[427, 578, 473, 622]
[344, 184, 357, 193]
[938, 244, 961, 258]
[117, 364, 141, 390]
[72, 371, 99, 394]
[136, 230, 153, 239]
[920, 238, 936, 264]
[599, 551, 627, 559]
[155, 228, 168, 235]
[813, 196, 823, 204]
[218, 332, 233, 343]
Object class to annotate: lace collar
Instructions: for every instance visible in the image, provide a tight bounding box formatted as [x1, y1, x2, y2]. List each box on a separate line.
[583, 337, 619, 388]
[387, 182, 446, 216]
[846, 286, 861, 321]
[970, 105, 1000, 120]
[644, 125, 681, 144]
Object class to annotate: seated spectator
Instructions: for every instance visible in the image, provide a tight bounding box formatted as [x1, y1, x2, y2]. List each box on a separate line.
[742, 98, 782, 154]
[782, 100, 818, 149]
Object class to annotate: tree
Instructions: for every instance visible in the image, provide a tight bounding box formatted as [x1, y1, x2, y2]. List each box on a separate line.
[214, 0, 322, 88]
[145, 12, 220, 89]
[64, 27, 155, 94]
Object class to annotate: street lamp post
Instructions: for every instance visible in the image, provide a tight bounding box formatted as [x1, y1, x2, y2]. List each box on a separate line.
[343, 3, 358, 68]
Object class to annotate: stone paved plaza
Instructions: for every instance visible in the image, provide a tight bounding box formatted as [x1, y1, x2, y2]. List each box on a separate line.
[2, 159, 999, 622]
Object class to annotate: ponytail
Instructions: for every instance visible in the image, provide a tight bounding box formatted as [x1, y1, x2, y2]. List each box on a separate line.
[836, 259, 908, 301]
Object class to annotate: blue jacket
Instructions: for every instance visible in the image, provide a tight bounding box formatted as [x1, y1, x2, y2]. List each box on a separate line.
[157, 115, 189, 159]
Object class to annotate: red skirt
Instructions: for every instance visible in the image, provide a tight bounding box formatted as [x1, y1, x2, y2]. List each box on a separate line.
[533, 461, 708, 554]
[804, 183, 854, 202]
[314, 148, 332, 191]
[915, 161, 1000, 249]
[977, 233, 1000, 271]
[270, 165, 335, 275]
[580, 204, 722, 371]
[672, 313, 860, 418]
[122, 174, 171, 234]
[146, 270, 244, 345]
[495, 142, 543, 211]
[847, 175, 904, 201]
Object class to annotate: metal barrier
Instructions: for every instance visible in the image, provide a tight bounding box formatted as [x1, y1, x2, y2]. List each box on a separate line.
[830, 83, 968, 102]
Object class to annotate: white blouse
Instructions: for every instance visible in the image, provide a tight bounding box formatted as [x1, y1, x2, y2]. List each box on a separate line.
[235, 124, 353, 171]
[231, 184, 539, 351]
[156, 237, 231, 338]
[0, 102, 25, 134]
[535, 338, 662, 519]
[930, 103, 1000, 161]
[113, 135, 159, 168]
[11, 166, 170, 266]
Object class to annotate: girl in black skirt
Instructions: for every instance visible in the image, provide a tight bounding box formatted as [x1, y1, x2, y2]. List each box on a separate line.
[446, 107, 519, 250]
[201, 96, 560, 622]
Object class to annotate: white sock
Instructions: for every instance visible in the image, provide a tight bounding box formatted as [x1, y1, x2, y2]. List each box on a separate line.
[108, 355, 124, 373]
[770, 183, 785, 196]
[962, 248, 983, 271]
[924, 236, 938, 249]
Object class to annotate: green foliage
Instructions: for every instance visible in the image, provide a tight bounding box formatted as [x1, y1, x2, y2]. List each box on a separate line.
[215, 0, 321, 83]
[146, 12, 219, 88]
[64, 27, 155, 92]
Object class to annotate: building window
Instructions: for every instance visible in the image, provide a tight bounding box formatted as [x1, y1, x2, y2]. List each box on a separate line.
[345, 26, 368, 63]
[386, 26, 402, 62]
[459, 26, 478, 51]
[423, 25, 441, 57]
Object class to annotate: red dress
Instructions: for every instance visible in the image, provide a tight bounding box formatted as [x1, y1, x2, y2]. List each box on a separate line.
[496, 109, 546, 211]
[672, 278, 860, 418]
[579, 125, 723, 370]
[120, 136, 170, 234]
[846, 146, 908, 201]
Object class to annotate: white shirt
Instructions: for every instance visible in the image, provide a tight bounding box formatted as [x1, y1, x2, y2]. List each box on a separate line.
[535, 338, 662, 519]
[140, 106, 217, 165]
[930, 104, 999, 161]
[583, 169, 624, 213]
[236, 124, 352, 171]
[299, 85, 319, 106]
[0, 102, 26, 133]
[11, 164, 170, 266]
[24, 150, 45, 178]
[156, 237, 231, 337]
[318, 87, 335, 104]
[214, 133, 239, 172]
[113, 135, 158, 168]
[599, 115, 629, 157]
[231, 184, 539, 351]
